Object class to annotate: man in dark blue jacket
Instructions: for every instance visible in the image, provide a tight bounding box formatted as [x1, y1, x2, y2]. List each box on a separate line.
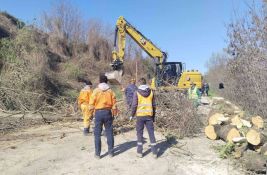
[125, 78, 138, 109]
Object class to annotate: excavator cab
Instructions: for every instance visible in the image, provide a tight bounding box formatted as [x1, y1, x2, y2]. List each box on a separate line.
[155, 62, 183, 88]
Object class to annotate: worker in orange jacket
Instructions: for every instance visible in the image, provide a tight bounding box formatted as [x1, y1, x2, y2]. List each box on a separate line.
[89, 74, 117, 159]
[78, 79, 93, 135]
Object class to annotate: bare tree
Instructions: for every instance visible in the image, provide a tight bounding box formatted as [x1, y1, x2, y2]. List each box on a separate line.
[41, 1, 86, 57]
[206, 3, 267, 117]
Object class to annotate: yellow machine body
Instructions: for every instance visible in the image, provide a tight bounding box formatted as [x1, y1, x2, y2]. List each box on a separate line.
[109, 16, 202, 90]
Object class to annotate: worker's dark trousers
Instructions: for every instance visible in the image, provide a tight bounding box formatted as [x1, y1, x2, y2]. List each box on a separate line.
[94, 110, 114, 156]
[136, 116, 157, 154]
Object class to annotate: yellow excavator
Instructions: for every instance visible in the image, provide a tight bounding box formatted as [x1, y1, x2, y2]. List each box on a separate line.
[106, 16, 202, 90]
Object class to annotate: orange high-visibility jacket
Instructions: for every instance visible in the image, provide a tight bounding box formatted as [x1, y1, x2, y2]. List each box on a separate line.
[78, 87, 93, 106]
[89, 88, 117, 115]
[136, 91, 153, 117]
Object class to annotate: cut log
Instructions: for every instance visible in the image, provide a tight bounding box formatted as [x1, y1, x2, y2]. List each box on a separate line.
[208, 113, 228, 125]
[251, 116, 264, 129]
[231, 115, 243, 129]
[260, 143, 267, 156]
[246, 129, 266, 146]
[242, 151, 266, 172]
[240, 119, 252, 128]
[205, 125, 218, 140]
[234, 142, 248, 159]
[216, 125, 240, 142]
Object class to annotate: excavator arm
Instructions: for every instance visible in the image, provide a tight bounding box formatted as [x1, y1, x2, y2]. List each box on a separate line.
[106, 16, 167, 84]
[111, 16, 167, 70]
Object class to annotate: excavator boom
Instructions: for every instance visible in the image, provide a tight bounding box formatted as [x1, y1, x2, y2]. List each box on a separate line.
[106, 16, 202, 89]
[106, 16, 166, 84]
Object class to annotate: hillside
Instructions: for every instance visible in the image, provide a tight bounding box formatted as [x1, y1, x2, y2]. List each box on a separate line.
[0, 12, 154, 112]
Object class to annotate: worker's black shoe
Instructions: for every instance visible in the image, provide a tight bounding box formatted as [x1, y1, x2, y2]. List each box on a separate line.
[83, 128, 89, 136]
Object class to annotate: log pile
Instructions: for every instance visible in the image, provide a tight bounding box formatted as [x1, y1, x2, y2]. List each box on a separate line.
[205, 113, 267, 153]
[205, 97, 267, 172]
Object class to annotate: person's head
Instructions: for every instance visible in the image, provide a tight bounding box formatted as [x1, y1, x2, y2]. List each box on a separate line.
[84, 79, 92, 86]
[190, 82, 196, 88]
[99, 74, 108, 84]
[130, 78, 136, 84]
[138, 78, 147, 85]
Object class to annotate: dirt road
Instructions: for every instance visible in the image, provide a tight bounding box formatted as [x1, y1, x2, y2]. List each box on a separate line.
[0, 118, 243, 175]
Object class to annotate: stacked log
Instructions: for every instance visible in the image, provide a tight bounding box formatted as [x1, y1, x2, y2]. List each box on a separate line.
[205, 98, 267, 173]
[251, 116, 264, 129]
[205, 113, 264, 144]
[246, 129, 266, 146]
[205, 124, 240, 142]
[205, 112, 267, 163]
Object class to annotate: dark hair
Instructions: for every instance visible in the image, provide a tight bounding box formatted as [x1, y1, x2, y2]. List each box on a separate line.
[84, 79, 92, 86]
[77, 76, 92, 85]
[99, 74, 108, 83]
[138, 78, 146, 85]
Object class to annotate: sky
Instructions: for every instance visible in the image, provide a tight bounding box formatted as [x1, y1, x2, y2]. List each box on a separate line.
[0, 0, 263, 73]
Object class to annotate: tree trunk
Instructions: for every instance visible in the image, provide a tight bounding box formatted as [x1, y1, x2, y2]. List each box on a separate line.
[216, 125, 240, 142]
[205, 124, 240, 142]
[246, 129, 266, 146]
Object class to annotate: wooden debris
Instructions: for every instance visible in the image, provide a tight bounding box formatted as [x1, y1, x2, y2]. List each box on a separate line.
[246, 129, 265, 146]
[217, 125, 240, 142]
[234, 142, 248, 158]
[208, 113, 228, 125]
[232, 137, 246, 143]
[205, 125, 218, 140]
[251, 116, 264, 129]
[240, 119, 252, 128]
[230, 115, 243, 129]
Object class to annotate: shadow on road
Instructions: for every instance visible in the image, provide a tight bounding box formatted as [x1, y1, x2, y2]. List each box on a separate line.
[113, 141, 137, 156]
[142, 137, 178, 158]
[157, 138, 178, 158]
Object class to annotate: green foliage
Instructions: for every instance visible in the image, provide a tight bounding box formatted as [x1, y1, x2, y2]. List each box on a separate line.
[15, 27, 42, 54]
[208, 89, 216, 98]
[0, 11, 25, 28]
[64, 63, 85, 79]
[110, 85, 123, 101]
[0, 38, 17, 63]
[214, 142, 235, 159]
[0, 27, 42, 64]
[63, 89, 79, 101]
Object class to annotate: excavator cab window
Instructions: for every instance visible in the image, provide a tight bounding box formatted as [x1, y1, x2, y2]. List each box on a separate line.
[156, 62, 182, 87]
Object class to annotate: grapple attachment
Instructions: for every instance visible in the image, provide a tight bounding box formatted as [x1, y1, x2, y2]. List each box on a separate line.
[105, 70, 123, 85]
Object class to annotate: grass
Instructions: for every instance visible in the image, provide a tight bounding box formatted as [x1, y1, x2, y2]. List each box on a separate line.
[213, 142, 235, 159]
[207, 89, 216, 98]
